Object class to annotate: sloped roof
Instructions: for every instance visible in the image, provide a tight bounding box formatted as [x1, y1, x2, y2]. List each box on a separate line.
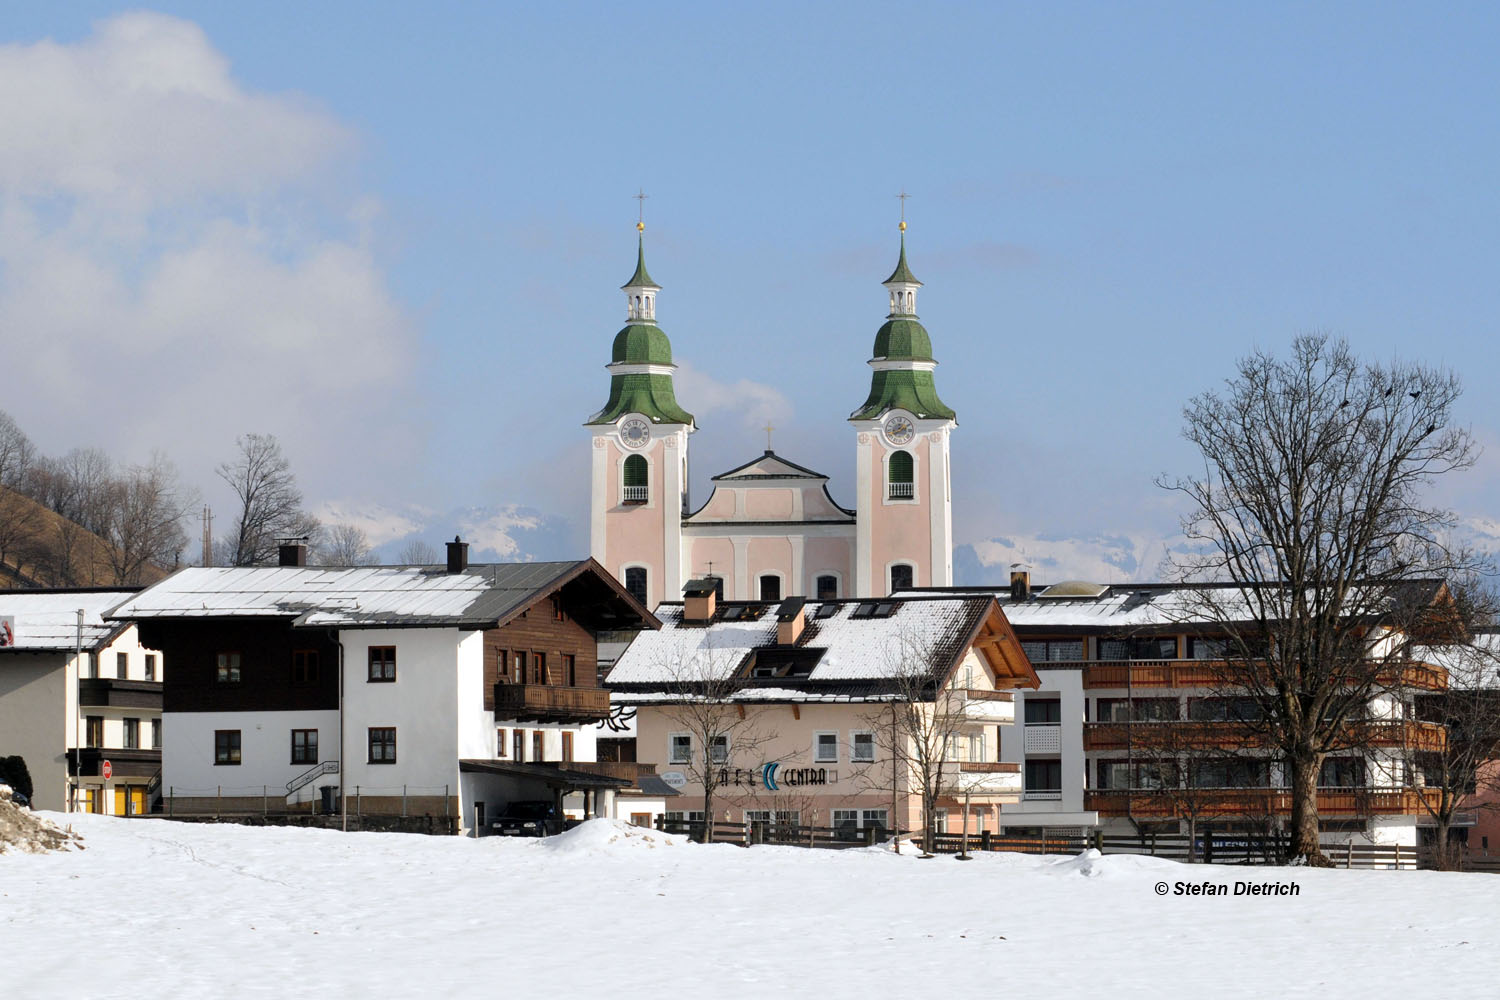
[0, 589, 137, 652]
[710, 451, 829, 482]
[901, 580, 1450, 633]
[109, 560, 658, 631]
[607, 595, 1036, 703]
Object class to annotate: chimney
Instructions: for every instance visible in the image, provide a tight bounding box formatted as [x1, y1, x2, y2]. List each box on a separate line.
[446, 536, 469, 574]
[776, 596, 806, 645]
[682, 578, 718, 622]
[1010, 566, 1030, 601]
[278, 542, 307, 567]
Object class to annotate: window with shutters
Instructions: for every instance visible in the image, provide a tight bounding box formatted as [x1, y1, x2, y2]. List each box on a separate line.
[622, 455, 649, 504]
[887, 450, 914, 500]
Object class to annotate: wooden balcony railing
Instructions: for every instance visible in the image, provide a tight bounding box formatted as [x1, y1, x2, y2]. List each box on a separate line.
[77, 678, 163, 710]
[1084, 785, 1443, 818]
[1081, 659, 1449, 692]
[492, 684, 611, 724]
[1081, 719, 1446, 753]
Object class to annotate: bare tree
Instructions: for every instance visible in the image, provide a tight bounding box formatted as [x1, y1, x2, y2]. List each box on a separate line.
[0, 413, 40, 573]
[1161, 334, 1487, 864]
[101, 453, 196, 583]
[397, 539, 438, 565]
[216, 434, 321, 566]
[318, 523, 376, 566]
[653, 640, 778, 843]
[858, 630, 974, 856]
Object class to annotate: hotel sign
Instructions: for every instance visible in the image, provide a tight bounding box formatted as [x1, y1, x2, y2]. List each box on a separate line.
[718, 763, 833, 791]
[0, 616, 13, 647]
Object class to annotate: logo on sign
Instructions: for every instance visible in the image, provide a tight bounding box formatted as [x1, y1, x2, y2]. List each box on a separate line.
[660, 771, 687, 790]
[0, 616, 13, 647]
[102, 760, 113, 780]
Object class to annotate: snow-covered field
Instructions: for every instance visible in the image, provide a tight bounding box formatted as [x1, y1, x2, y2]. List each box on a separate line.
[4, 814, 1498, 999]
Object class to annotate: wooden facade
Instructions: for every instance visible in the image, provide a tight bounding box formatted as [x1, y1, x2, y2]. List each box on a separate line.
[138, 619, 340, 714]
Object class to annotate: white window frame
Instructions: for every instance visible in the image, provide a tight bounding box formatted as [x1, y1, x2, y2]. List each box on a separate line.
[709, 733, 729, 766]
[813, 731, 839, 763]
[757, 571, 786, 602]
[668, 732, 692, 765]
[882, 448, 919, 505]
[812, 571, 843, 600]
[621, 563, 650, 608]
[850, 730, 876, 763]
[886, 561, 917, 594]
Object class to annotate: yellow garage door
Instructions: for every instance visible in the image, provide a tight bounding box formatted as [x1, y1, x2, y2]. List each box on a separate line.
[113, 786, 125, 816]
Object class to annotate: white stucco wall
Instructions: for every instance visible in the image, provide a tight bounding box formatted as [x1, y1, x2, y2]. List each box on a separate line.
[163, 709, 340, 801]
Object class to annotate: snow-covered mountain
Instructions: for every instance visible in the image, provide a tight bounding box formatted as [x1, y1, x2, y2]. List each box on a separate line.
[314, 501, 578, 563]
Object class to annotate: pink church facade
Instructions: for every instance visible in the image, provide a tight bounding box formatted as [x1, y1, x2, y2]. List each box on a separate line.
[588, 224, 956, 607]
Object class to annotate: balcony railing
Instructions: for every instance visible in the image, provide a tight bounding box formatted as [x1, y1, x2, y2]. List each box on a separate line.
[944, 761, 1022, 796]
[493, 683, 611, 724]
[621, 485, 648, 504]
[1081, 659, 1448, 692]
[78, 677, 163, 710]
[951, 688, 1014, 723]
[887, 482, 914, 500]
[1022, 789, 1064, 801]
[1024, 724, 1062, 754]
[67, 747, 161, 778]
[1084, 785, 1443, 818]
[1082, 719, 1448, 753]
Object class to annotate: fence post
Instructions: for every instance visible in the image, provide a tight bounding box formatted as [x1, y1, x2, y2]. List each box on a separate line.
[1394, 843, 1401, 870]
[865, 824, 877, 847]
[1203, 832, 1215, 865]
[216, 785, 221, 820]
[445, 785, 450, 818]
[1345, 841, 1353, 869]
[402, 785, 407, 818]
[981, 829, 991, 852]
[168, 787, 173, 818]
[262, 785, 267, 817]
[1092, 828, 1104, 852]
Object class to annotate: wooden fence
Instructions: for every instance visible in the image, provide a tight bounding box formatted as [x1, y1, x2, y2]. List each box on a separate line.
[658, 817, 1483, 870]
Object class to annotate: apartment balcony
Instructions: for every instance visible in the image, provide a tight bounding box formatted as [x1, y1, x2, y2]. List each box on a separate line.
[67, 747, 161, 779]
[1082, 659, 1449, 693]
[1084, 785, 1443, 818]
[952, 688, 1015, 723]
[77, 678, 163, 710]
[943, 761, 1022, 797]
[1082, 719, 1447, 753]
[492, 683, 611, 724]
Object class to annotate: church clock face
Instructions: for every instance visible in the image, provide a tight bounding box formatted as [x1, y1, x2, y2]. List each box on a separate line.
[619, 417, 651, 449]
[883, 414, 915, 445]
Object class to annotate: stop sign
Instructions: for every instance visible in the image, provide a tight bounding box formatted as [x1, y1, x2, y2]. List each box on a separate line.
[102, 760, 112, 780]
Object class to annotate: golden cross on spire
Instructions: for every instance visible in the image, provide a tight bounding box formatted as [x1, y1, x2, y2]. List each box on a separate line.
[896, 189, 909, 232]
[764, 421, 775, 451]
[635, 189, 648, 232]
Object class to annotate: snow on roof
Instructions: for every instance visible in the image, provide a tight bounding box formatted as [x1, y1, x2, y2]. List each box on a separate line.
[0, 590, 137, 652]
[109, 562, 590, 629]
[1411, 631, 1500, 690]
[606, 596, 993, 698]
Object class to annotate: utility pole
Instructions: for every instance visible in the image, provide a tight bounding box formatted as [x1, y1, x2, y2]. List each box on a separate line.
[200, 506, 213, 567]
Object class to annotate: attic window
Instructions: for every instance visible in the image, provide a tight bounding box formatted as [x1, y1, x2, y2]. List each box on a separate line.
[815, 604, 840, 620]
[851, 601, 899, 620]
[721, 606, 747, 621]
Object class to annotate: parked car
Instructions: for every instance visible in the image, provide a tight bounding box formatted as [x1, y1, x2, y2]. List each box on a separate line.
[492, 801, 560, 837]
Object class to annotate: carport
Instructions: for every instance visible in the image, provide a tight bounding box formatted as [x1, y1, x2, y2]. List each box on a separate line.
[459, 760, 630, 834]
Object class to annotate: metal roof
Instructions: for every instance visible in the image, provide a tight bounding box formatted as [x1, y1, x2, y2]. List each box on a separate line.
[108, 561, 628, 630]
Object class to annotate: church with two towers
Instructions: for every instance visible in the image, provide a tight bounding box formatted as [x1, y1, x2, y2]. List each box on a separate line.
[587, 220, 957, 608]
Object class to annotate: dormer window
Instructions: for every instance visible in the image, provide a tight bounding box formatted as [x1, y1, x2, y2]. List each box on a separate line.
[887, 450, 914, 500]
[623, 454, 648, 504]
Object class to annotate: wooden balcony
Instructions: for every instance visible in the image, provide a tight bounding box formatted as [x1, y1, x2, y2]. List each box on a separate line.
[78, 678, 163, 710]
[944, 761, 1022, 796]
[954, 688, 1015, 723]
[1081, 719, 1447, 753]
[492, 683, 610, 724]
[1084, 786, 1442, 818]
[67, 747, 161, 778]
[1082, 659, 1449, 692]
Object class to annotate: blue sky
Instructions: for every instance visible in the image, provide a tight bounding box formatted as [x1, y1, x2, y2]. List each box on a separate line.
[3, 3, 1496, 573]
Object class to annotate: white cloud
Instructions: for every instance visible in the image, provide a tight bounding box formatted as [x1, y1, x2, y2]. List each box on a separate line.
[967, 531, 1179, 584]
[674, 360, 793, 432]
[0, 13, 417, 503]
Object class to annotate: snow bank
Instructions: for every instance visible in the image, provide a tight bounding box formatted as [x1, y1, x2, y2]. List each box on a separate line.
[537, 818, 687, 853]
[0, 785, 82, 855]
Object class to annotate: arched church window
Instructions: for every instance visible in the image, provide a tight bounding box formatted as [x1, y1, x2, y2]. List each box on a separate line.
[624, 567, 648, 605]
[623, 455, 649, 504]
[889, 564, 914, 593]
[759, 574, 781, 601]
[816, 575, 838, 600]
[887, 450, 914, 500]
[906, 290, 913, 310]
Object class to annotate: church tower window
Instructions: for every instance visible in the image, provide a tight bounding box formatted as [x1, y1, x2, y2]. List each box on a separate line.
[759, 574, 781, 601]
[816, 575, 839, 599]
[887, 450, 914, 499]
[889, 564, 914, 593]
[623, 455, 649, 504]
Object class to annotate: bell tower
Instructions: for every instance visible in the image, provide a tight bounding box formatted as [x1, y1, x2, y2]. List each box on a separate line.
[586, 222, 694, 610]
[850, 219, 956, 595]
